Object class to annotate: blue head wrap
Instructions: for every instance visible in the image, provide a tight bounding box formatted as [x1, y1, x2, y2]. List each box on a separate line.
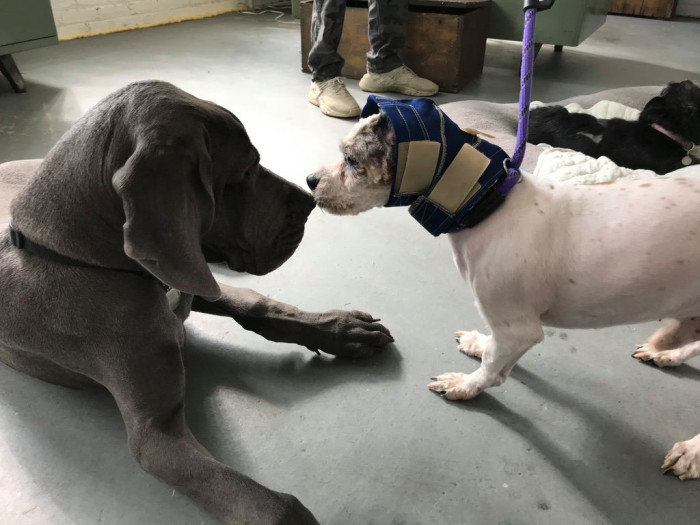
[361, 95, 512, 235]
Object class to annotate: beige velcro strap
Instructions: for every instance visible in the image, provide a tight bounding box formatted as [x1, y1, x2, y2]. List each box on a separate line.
[395, 141, 441, 194]
[427, 143, 490, 212]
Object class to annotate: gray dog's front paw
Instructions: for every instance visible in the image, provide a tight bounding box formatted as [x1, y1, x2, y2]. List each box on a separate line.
[262, 492, 319, 525]
[306, 309, 394, 358]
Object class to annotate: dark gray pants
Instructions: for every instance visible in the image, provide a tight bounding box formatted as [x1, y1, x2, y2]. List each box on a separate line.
[309, 0, 407, 82]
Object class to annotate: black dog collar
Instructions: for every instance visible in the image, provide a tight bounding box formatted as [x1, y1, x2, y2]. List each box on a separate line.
[8, 222, 167, 289]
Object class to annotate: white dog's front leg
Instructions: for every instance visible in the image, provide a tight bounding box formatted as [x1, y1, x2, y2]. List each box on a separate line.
[428, 320, 543, 400]
[663, 434, 700, 480]
[455, 330, 490, 359]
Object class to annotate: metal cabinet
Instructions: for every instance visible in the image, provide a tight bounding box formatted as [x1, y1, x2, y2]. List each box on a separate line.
[0, 0, 58, 92]
[488, 0, 609, 49]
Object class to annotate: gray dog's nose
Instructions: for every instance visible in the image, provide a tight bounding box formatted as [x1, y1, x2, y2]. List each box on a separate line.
[306, 174, 319, 191]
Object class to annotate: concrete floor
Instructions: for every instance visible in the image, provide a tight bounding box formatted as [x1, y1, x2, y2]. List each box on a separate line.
[1, 9, 700, 525]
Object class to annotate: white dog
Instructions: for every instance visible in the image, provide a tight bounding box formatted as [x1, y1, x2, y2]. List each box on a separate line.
[306, 99, 700, 481]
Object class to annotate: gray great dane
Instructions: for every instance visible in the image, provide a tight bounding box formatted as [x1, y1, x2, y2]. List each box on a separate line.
[0, 81, 393, 524]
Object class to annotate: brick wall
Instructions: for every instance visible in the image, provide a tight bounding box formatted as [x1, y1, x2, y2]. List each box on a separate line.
[677, 0, 700, 17]
[49, 0, 256, 40]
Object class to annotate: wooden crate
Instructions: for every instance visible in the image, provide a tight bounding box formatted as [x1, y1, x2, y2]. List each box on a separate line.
[609, 0, 677, 19]
[300, 0, 491, 93]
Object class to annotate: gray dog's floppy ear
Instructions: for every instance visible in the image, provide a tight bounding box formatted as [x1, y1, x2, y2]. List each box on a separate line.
[112, 138, 221, 300]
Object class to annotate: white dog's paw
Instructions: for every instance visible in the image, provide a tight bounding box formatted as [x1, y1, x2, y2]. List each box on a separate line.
[662, 436, 700, 480]
[632, 344, 684, 367]
[427, 372, 482, 401]
[455, 330, 489, 359]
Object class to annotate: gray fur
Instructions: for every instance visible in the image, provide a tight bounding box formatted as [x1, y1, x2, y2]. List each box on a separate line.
[0, 81, 393, 525]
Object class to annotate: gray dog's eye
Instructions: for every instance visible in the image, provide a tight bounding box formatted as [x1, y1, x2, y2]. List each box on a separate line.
[344, 154, 358, 166]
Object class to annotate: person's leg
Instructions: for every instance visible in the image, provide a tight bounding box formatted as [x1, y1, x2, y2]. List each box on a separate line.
[360, 0, 439, 96]
[307, 0, 361, 118]
[308, 0, 346, 82]
[366, 0, 406, 74]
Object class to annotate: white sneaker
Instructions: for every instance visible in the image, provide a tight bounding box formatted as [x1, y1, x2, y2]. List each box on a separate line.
[308, 77, 361, 118]
[359, 65, 439, 97]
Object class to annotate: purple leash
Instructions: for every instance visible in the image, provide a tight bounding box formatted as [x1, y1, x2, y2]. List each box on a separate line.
[499, 0, 555, 194]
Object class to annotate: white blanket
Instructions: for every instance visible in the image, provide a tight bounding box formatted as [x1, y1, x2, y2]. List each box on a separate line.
[529, 99, 641, 121]
[532, 148, 656, 184]
[529, 100, 655, 184]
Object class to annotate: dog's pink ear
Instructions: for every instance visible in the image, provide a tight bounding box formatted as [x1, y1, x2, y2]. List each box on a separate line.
[375, 111, 395, 146]
[112, 136, 221, 300]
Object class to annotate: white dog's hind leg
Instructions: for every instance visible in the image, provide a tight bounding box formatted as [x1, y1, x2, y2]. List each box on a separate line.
[633, 318, 700, 366]
[662, 434, 700, 480]
[633, 318, 700, 367]
[634, 340, 700, 367]
[645, 318, 684, 350]
[429, 319, 543, 401]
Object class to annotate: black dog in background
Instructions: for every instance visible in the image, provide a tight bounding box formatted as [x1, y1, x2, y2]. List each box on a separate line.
[528, 80, 700, 174]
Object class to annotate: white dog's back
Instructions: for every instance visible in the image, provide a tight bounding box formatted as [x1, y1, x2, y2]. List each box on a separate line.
[450, 167, 700, 329]
[553, 170, 700, 326]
